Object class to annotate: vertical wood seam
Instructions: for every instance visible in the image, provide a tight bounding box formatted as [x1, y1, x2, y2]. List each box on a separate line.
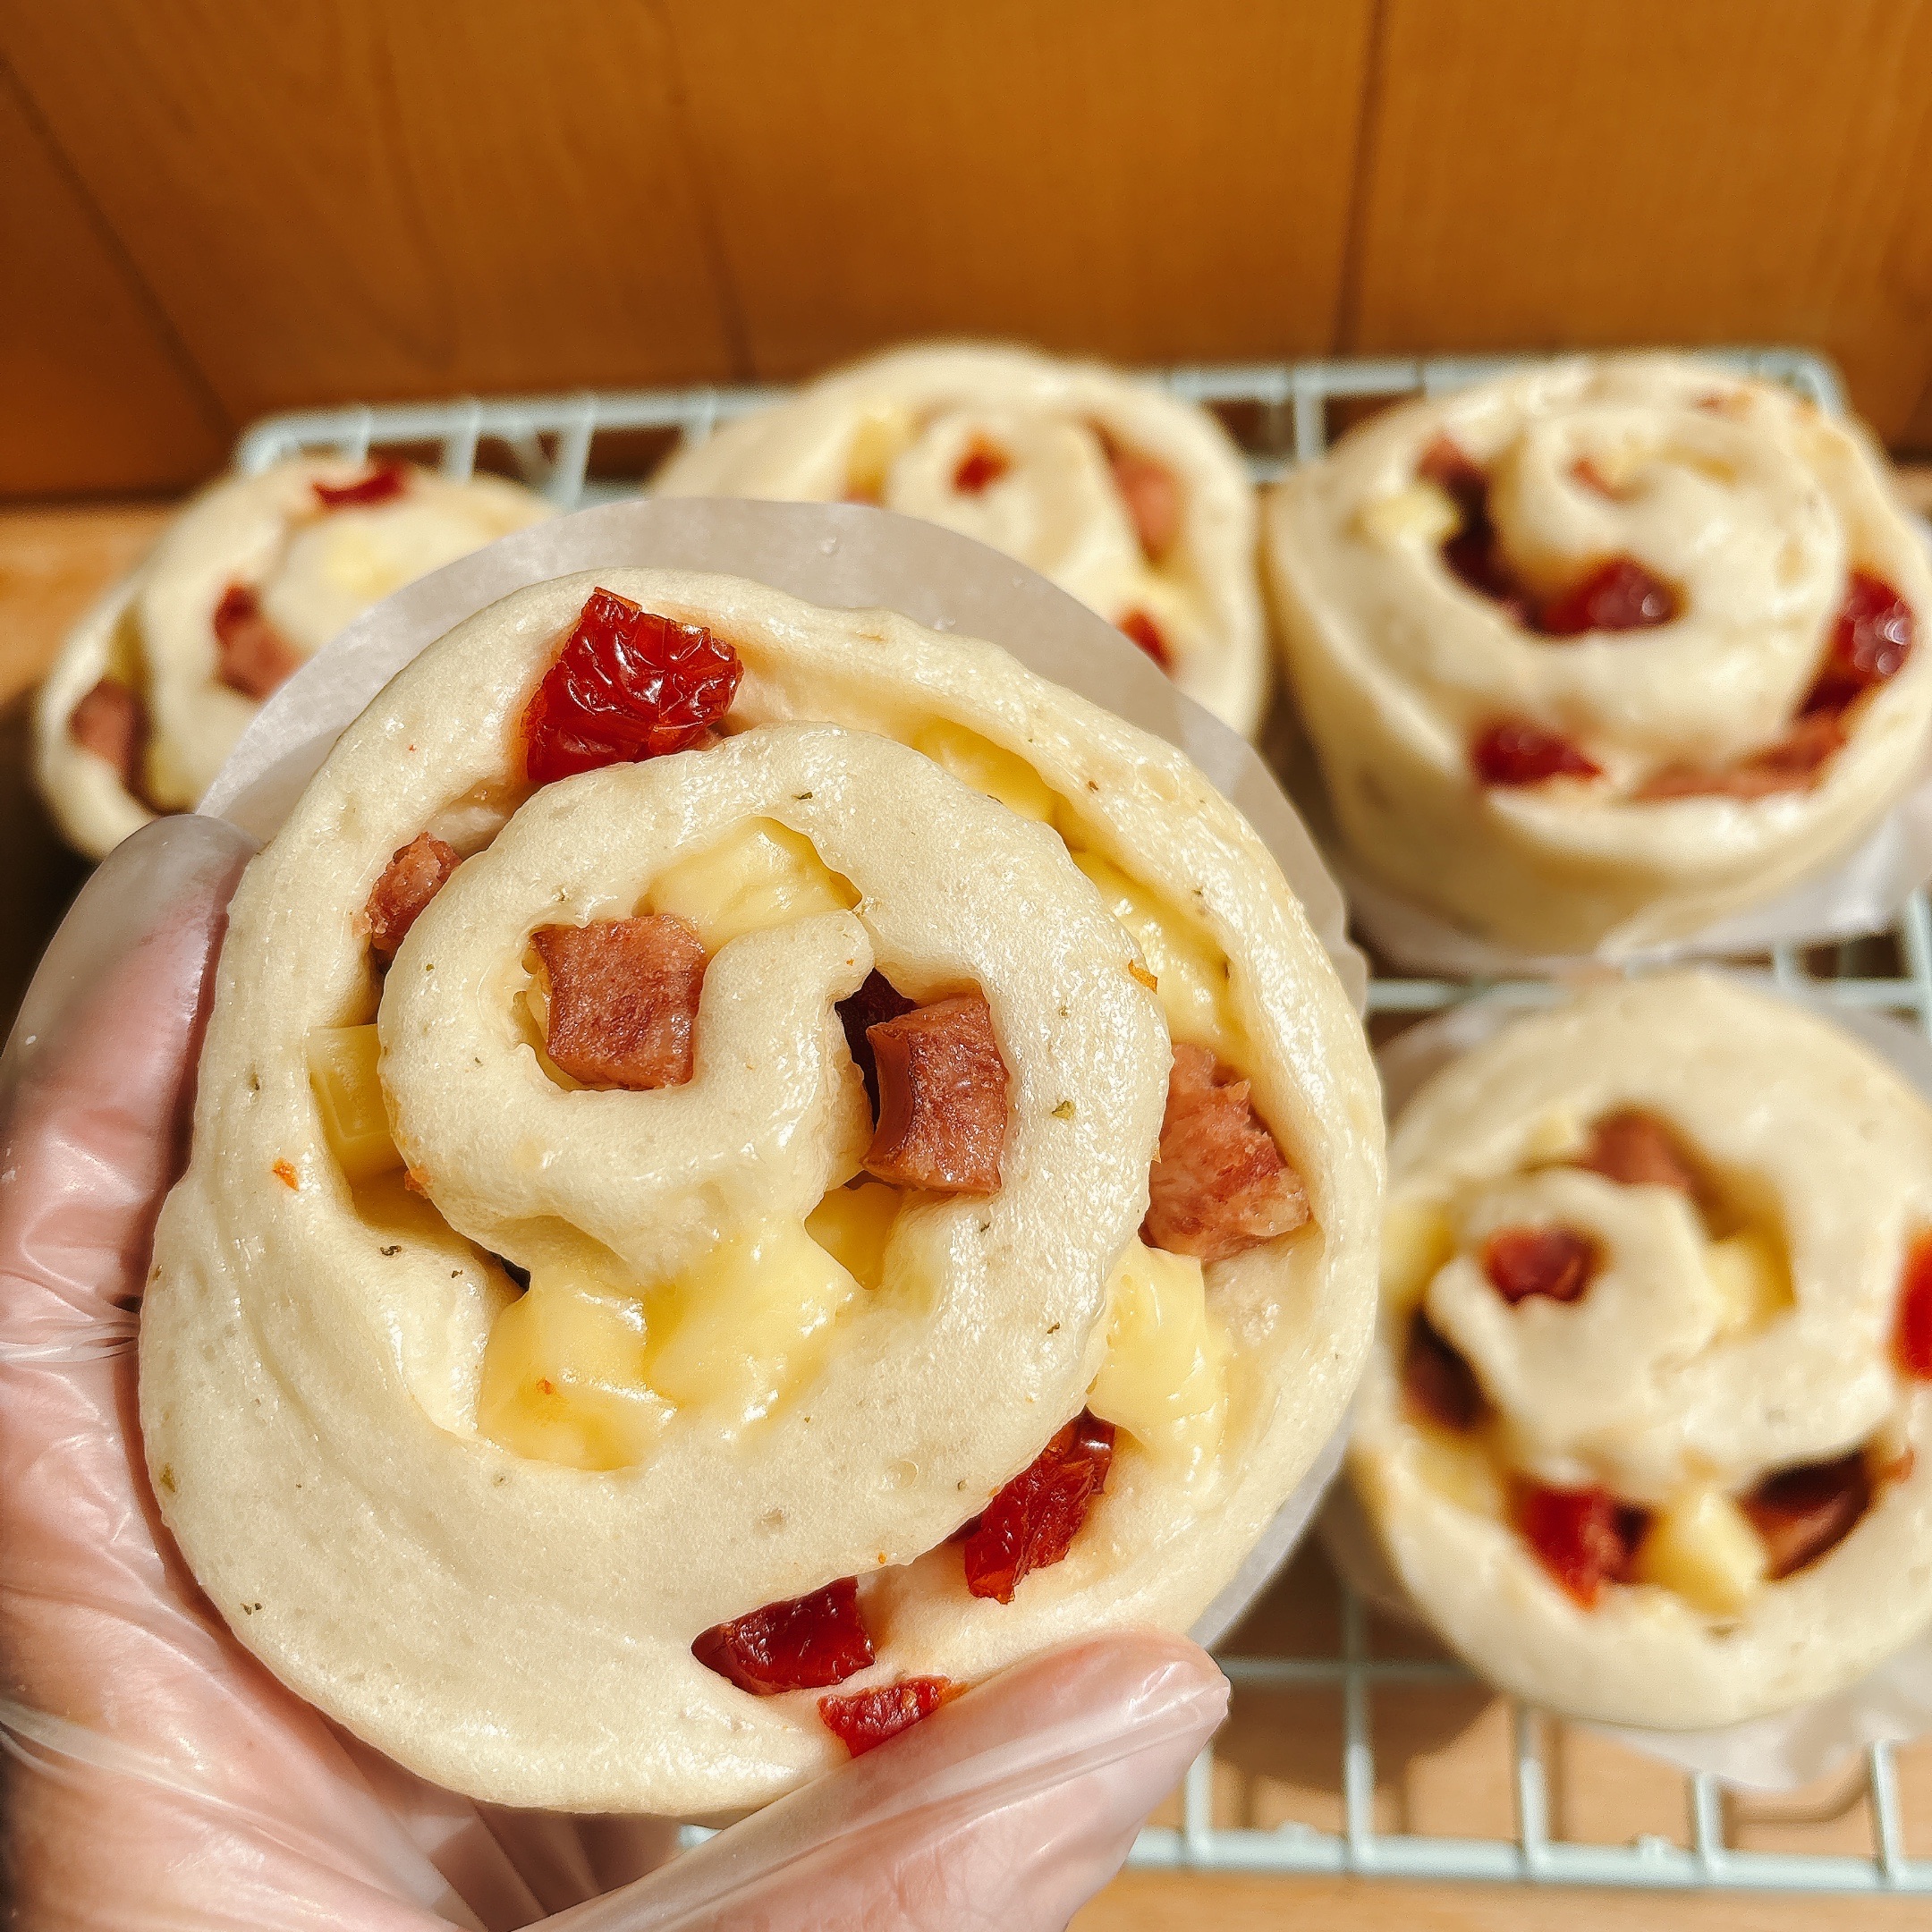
[1332, 0, 1391, 356]
[646, 0, 753, 382]
[0, 55, 235, 460]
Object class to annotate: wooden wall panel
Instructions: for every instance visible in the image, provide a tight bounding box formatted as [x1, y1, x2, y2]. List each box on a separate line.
[663, 0, 1376, 376]
[0, 64, 227, 496]
[0, 0, 741, 424]
[1343, 0, 1932, 444]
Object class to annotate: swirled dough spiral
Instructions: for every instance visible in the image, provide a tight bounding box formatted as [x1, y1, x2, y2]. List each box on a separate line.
[652, 343, 1268, 737]
[1351, 974, 1932, 1728]
[1267, 357, 1932, 954]
[140, 567, 1380, 1813]
[34, 458, 551, 857]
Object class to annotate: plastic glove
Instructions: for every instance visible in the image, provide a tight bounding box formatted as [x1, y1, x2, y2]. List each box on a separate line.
[0, 816, 1227, 1931]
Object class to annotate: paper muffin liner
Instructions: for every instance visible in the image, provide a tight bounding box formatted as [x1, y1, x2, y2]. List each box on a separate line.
[1330, 980, 1932, 1791]
[198, 494, 1368, 1653]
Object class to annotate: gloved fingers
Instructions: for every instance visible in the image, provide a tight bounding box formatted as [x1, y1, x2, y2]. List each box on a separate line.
[538, 1631, 1227, 1932]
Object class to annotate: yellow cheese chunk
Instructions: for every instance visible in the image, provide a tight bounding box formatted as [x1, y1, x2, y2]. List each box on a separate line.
[318, 525, 410, 603]
[1636, 1485, 1767, 1617]
[477, 1270, 667, 1471]
[1410, 1432, 1504, 1519]
[644, 1218, 860, 1424]
[1087, 1239, 1227, 1472]
[649, 818, 857, 952]
[1521, 1106, 1586, 1166]
[306, 1025, 404, 1183]
[805, 1182, 902, 1292]
[1380, 1199, 1456, 1316]
[1072, 851, 1234, 1054]
[913, 721, 1057, 823]
[1356, 481, 1462, 549]
[1706, 1228, 1793, 1336]
[846, 402, 920, 501]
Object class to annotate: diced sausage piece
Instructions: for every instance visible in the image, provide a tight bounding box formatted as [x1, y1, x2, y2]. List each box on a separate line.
[532, 914, 707, 1090]
[1108, 449, 1182, 560]
[1741, 1453, 1870, 1580]
[1572, 1108, 1701, 1195]
[1481, 1224, 1599, 1304]
[1403, 1312, 1487, 1431]
[864, 994, 1007, 1193]
[213, 582, 304, 699]
[68, 676, 147, 791]
[363, 833, 461, 963]
[1142, 1043, 1309, 1263]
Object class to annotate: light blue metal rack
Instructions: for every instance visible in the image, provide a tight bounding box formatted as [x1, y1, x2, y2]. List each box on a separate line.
[237, 345, 1928, 1895]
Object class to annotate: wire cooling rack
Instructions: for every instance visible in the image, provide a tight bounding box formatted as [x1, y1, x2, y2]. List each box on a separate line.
[237, 347, 1932, 1897]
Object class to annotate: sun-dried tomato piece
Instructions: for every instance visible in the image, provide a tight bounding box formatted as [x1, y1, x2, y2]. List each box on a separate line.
[838, 970, 915, 1116]
[1536, 556, 1679, 637]
[364, 832, 461, 963]
[1801, 572, 1915, 719]
[1470, 719, 1602, 787]
[1116, 608, 1173, 670]
[1108, 449, 1182, 559]
[1572, 1109, 1700, 1196]
[1894, 1232, 1932, 1379]
[312, 461, 409, 512]
[691, 1577, 874, 1695]
[1142, 1044, 1309, 1263]
[819, 1677, 954, 1756]
[1741, 1454, 1870, 1580]
[864, 994, 1008, 1194]
[952, 440, 1010, 495]
[522, 588, 741, 785]
[68, 676, 148, 792]
[1517, 1482, 1649, 1608]
[532, 914, 707, 1089]
[961, 1411, 1115, 1604]
[213, 582, 304, 700]
[1403, 1311, 1487, 1431]
[1483, 1224, 1599, 1305]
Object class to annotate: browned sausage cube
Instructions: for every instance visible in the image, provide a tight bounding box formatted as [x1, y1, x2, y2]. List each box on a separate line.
[864, 994, 1007, 1194]
[532, 914, 707, 1090]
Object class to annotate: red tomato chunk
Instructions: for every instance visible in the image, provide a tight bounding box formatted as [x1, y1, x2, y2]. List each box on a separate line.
[1896, 1231, 1932, 1379]
[1517, 1482, 1648, 1608]
[819, 1676, 954, 1756]
[1801, 572, 1915, 719]
[961, 1411, 1115, 1604]
[69, 677, 147, 791]
[691, 1577, 874, 1695]
[312, 461, 409, 511]
[1537, 556, 1678, 637]
[952, 441, 1011, 495]
[1116, 607, 1173, 670]
[213, 582, 304, 700]
[1470, 718, 1602, 787]
[1107, 449, 1182, 560]
[522, 588, 741, 785]
[1482, 1224, 1600, 1305]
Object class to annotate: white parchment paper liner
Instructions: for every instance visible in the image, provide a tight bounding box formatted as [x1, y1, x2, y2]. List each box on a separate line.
[1323, 979, 1932, 1790]
[1282, 525, 1932, 979]
[199, 495, 1365, 1654]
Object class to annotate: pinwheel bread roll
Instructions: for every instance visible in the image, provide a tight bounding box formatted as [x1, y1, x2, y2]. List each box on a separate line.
[652, 342, 1268, 737]
[140, 568, 1380, 1813]
[1267, 357, 1932, 954]
[1352, 973, 1932, 1728]
[35, 458, 551, 858]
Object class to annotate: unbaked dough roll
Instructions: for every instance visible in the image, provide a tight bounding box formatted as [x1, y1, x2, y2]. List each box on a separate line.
[1351, 973, 1932, 1728]
[1267, 356, 1932, 954]
[140, 568, 1380, 1813]
[652, 343, 1268, 737]
[34, 458, 551, 857]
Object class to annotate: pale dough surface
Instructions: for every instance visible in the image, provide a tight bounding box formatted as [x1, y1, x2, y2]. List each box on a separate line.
[653, 343, 1268, 738]
[35, 459, 551, 855]
[1351, 973, 1932, 1728]
[141, 568, 1381, 1814]
[1267, 356, 1932, 954]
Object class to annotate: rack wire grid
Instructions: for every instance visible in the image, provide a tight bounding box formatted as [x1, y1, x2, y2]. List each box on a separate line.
[237, 345, 1932, 1897]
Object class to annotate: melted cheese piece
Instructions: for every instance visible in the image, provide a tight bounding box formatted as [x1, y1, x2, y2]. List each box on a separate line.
[1087, 1239, 1227, 1472]
[844, 402, 920, 500]
[1072, 851, 1235, 1055]
[913, 721, 1057, 823]
[648, 817, 857, 951]
[478, 1270, 666, 1471]
[307, 1025, 404, 1183]
[1410, 1432, 1505, 1519]
[642, 1218, 860, 1425]
[1705, 1227, 1794, 1336]
[1636, 1484, 1767, 1616]
[1355, 481, 1461, 549]
[805, 1182, 902, 1292]
[1380, 1198, 1455, 1315]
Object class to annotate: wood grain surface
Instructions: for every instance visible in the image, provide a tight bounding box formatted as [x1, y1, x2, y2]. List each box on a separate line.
[7, 1, 1932, 498]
